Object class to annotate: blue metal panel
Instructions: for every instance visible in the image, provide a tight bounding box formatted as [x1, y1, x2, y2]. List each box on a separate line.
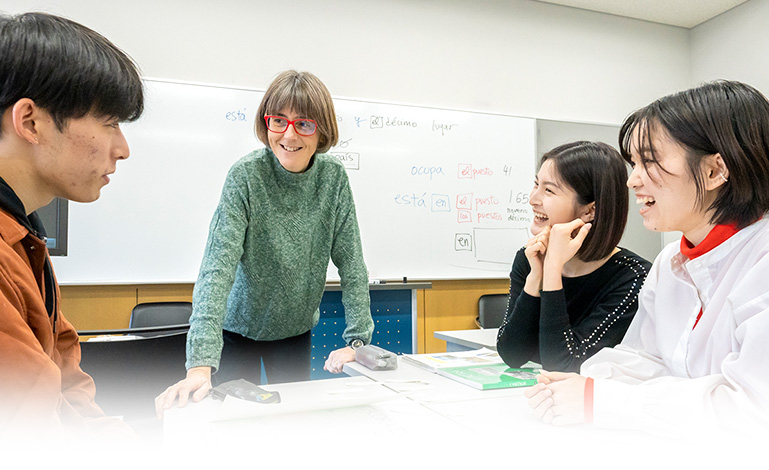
[311, 289, 412, 380]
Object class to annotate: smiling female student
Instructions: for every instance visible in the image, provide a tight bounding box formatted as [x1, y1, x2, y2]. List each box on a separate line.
[525, 80, 769, 433]
[496, 142, 651, 372]
[156, 71, 373, 414]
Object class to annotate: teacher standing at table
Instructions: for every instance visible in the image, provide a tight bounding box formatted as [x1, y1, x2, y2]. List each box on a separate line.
[156, 70, 374, 414]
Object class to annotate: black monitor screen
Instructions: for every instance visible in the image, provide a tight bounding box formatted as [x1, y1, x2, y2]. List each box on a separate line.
[35, 198, 68, 257]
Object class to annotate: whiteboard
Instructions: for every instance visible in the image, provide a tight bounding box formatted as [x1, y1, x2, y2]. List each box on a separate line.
[52, 79, 535, 284]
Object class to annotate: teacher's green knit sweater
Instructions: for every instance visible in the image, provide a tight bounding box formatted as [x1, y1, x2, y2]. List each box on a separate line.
[186, 148, 374, 371]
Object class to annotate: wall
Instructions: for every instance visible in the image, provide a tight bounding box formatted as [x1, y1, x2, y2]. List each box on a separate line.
[3, 0, 692, 349]
[3, 0, 690, 124]
[691, 0, 768, 95]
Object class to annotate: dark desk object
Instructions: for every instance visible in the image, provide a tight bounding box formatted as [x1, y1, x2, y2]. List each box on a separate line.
[79, 328, 188, 422]
[478, 293, 508, 329]
[129, 301, 192, 337]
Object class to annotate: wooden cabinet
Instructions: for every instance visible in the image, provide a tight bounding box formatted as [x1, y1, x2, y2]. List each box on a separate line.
[60, 284, 193, 332]
[62, 279, 510, 353]
[421, 279, 509, 353]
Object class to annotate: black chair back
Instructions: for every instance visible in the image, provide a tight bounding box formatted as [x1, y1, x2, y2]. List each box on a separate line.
[478, 293, 508, 329]
[129, 301, 192, 336]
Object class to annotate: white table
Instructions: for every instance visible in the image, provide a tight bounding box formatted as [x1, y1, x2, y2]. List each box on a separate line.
[160, 360, 542, 460]
[434, 327, 499, 351]
[160, 356, 639, 466]
[162, 375, 442, 442]
[341, 358, 563, 451]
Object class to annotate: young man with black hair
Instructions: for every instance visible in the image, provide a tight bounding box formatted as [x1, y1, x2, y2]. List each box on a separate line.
[0, 12, 144, 431]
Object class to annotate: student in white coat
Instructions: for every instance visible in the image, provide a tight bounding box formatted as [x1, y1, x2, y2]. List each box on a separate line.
[525, 80, 769, 435]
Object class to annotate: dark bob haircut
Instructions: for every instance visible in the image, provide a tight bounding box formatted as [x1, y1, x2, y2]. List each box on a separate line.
[255, 70, 339, 154]
[540, 141, 629, 262]
[619, 80, 769, 230]
[0, 12, 144, 136]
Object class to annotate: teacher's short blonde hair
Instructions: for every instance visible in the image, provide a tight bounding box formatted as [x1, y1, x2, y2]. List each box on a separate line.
[255, 70, 339, 154]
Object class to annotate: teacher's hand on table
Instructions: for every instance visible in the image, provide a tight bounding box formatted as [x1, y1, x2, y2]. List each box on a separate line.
[525, 370, 586, 426]
[155, 366, 212, 418]
[324, 346, 356, 374]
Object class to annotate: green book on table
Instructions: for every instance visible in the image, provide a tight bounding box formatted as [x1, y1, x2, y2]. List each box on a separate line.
[437, 364, 539, 390]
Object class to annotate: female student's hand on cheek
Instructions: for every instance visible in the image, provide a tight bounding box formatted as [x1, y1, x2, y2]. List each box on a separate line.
[527, 370, 586, 425]
[523, 226, 550, 295]
[324, 346, 357, 373]
[544, 219, 591, 271]
[525, 226, 550, 268]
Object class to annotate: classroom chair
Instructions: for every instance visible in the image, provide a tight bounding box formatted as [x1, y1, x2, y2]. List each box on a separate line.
[129, 301, 192, 337]
[477, 293, 508, 329]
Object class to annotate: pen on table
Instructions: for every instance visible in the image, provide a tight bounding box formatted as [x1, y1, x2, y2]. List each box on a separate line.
[369, 279, 387, 285]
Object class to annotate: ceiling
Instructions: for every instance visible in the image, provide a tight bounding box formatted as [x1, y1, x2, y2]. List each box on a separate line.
[532, 0, 749, 28]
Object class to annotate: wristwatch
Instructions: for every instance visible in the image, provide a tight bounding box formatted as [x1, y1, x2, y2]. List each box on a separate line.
[349, 339, 365, 350]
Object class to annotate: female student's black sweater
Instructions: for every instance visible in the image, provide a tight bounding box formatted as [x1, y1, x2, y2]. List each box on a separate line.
[496, 247, 651, 372]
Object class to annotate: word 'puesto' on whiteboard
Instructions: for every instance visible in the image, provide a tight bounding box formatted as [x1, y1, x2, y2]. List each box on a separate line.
[458, 164, 493, 179]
